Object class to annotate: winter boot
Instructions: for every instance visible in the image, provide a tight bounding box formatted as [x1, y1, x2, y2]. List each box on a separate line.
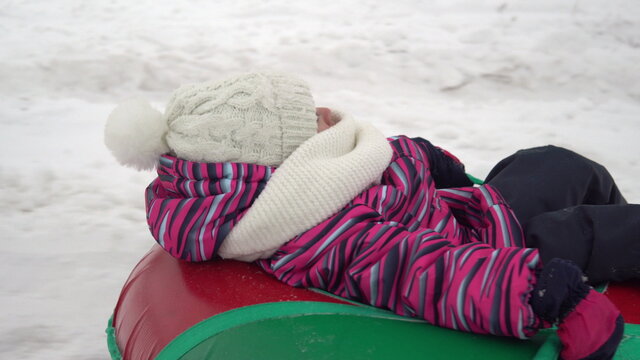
[530, 258, 624, 360]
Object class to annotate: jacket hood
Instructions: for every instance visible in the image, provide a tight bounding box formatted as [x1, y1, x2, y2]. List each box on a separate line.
[145, 154, 273, 261]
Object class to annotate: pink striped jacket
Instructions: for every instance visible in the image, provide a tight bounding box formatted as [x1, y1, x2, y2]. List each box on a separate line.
[146, 136, 541, 338]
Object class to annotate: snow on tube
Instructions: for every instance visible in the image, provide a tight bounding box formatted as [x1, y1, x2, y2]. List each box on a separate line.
[107, 245, 640, 360]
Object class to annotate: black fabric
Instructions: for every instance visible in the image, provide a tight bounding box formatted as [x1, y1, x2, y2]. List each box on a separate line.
[486, 145, 627, 222]
[525, 205, 640, 284]
[411, 137, 473, 189]
[530, 258, 590, 323]
[486, 145, 640, 284]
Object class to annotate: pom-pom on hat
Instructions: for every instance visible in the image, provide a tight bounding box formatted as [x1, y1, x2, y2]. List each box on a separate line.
[104, 72, 318, 170]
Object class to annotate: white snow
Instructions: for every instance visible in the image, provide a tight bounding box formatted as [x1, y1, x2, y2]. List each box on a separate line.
[1, 1, 639, 359]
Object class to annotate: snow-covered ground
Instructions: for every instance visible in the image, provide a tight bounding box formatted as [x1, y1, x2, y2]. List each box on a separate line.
[1, 1, 638, 358]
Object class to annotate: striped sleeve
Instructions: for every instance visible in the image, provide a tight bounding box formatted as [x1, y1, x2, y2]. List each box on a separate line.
[260, 203, 541, 338]
[437, 186, 525, 248]
[260, 139, 541, 338]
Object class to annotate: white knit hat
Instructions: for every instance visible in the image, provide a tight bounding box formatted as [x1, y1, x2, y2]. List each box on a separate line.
[104, 72, 318, 170]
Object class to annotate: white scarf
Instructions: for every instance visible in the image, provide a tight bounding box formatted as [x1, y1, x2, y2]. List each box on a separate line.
[218, 113, 393, 261]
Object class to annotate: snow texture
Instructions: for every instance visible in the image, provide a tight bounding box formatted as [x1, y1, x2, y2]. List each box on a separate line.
[0, 1, 638, 359]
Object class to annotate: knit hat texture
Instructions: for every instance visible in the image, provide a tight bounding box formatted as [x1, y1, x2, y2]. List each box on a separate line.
[104, 72, 318, 170]
[165, 72, 317, 167]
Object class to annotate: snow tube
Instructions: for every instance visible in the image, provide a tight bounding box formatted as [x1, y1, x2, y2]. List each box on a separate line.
[108, 245, 640, 359]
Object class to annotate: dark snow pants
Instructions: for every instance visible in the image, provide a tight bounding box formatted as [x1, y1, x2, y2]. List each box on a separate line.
[486, 145, 640, 284]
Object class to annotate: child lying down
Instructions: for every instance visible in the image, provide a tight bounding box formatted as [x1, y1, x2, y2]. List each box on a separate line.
[106, 72, 634, 360]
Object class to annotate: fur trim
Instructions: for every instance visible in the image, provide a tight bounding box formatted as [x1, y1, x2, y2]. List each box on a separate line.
[104, 99, 170, 171]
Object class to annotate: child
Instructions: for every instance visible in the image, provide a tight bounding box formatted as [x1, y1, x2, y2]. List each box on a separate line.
[105, 72, 624, 360]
